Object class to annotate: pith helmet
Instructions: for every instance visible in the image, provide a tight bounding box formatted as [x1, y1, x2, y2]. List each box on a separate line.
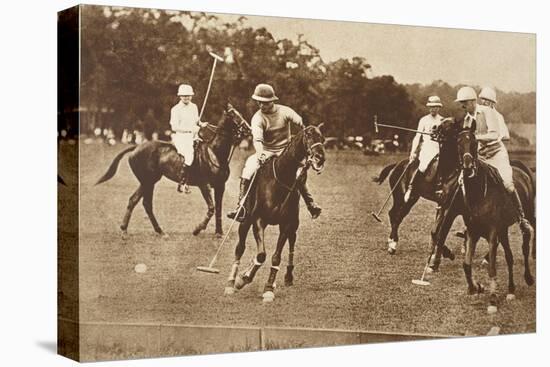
[252, 84, 279, 102]
[455, 86, 477, 102]
[426, 95, 443, 107]
[479, 87, 497, 103]
[177, 84, 194, 96]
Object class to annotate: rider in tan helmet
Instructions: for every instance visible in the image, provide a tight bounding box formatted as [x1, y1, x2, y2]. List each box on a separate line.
[456, 86, 533, 235]
[479, 86, 510, 142]
[227, 83, 322, 222]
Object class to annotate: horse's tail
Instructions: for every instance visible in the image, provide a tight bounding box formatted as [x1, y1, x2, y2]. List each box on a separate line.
[95, 146, 137, 185]
[511, 159, 536, 197]
[372, 163, 397, 184]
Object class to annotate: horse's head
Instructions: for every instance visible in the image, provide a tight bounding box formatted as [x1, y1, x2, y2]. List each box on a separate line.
[218, 103, 251, 141]
[457, 125, 478, 178]
[302, 124, 326, 173]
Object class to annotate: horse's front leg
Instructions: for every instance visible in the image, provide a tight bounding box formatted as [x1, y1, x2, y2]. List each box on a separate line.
[263, 224, 290, 302]
[487, 230, 499, 314]
[284, 230, 297, 286]
[428, 205, 457, 272]
[235, 218, 266, 289]
[463, 230, 482, 295]
[225, 220, 252, 295]
[193, 184, 215, 236]
[214, 184, 225, 237]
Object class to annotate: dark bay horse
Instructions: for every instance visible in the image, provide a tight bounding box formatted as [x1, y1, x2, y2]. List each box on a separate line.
[224, 125, 326, 302]
[372, 126, 460, 268]
[456, 126, 535, 314]
[95, 104, 250, 238]
[373, 128, 532, 270]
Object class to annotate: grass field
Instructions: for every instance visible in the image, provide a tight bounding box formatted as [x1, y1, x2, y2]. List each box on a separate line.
[63, 143, 536, 337]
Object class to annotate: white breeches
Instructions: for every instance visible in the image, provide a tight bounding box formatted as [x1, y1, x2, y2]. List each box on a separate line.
[172, 132, 195, 166]
[241, 151, 277, 179]
[480, 147, 514, 192]
[418, 142, 439, 172]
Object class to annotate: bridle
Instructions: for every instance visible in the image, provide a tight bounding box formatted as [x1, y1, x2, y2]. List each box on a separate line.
[457, 129, 477, 179]
[272, 126, 325, 191]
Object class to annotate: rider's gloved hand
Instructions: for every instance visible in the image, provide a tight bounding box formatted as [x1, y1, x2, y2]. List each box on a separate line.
[257, 153, 267, 165]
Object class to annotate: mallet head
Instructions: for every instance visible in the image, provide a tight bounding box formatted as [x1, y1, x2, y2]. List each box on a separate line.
[196, 266, 220, 274]
[208, 52, 224, 62]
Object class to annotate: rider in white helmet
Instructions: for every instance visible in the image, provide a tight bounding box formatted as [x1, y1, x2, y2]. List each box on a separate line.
[479, 86, 510, 141]
[404, 95, 444, 202]
[455, 86, 532, 234]
[227, 83, 321, 222]
[170, 84, 207, 193]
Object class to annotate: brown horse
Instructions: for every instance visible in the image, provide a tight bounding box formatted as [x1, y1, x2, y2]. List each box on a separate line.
[372, 128, 460, 268]
[456, 126, 535, 314]
[224, 125, 326, 302]
[95, 104, 250, 237]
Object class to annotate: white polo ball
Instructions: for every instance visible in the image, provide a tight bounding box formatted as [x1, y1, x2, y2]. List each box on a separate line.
[134, 263, 147, 273]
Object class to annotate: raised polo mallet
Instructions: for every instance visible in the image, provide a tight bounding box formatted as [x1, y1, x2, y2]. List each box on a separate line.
[198, 51, 225, 120]
[196, 171, 258, 274]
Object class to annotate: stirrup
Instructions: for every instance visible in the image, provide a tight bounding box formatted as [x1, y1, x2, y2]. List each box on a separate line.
[227, 207, 246, 222]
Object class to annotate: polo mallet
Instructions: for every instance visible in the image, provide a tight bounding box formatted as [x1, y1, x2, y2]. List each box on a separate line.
[412, 252, 433, 286]
[198, 51, 225, 120]
[412, 183, 461, 286]
[196, 171, 258, 274]
[374, 119, 432, 136]
[371, 162, 411, 223]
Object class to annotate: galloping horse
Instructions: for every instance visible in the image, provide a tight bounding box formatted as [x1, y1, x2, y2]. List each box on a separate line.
[224, 125, 326, 302]
[455, 125, 535, 314]
[95, 104, 250, 237]
[372, 123, 460, 268]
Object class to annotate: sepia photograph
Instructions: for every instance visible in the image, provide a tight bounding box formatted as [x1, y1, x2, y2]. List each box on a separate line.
[56, 1, 537, 363]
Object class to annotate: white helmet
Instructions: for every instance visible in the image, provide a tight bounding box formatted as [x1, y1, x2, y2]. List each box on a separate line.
[455, 86, 477, 102]
[177, 84, 194, 96]
[479, 86, 497, 103]
[426, 95, 443, 107]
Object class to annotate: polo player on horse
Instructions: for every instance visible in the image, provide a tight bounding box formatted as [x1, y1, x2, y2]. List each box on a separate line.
[455, 86, 533, 235]
[404, 95, 445, 202]
[227, 83, 322, 222]
[170, 83, 208, 193]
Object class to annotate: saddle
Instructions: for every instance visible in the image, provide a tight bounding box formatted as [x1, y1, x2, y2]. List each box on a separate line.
[174, 140, 224, 186]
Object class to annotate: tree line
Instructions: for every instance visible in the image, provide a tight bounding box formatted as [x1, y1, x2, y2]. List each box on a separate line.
[63, 5, 535, 144]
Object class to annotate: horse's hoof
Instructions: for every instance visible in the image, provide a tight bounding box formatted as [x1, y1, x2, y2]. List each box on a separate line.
[224, 287, 236, 295]
[262, 291, 275, 303]
[121, 230, 129, 240]
[477, 282, 485, 294]
[234, 275, 248, 290]
[447, 251, 455, 261]
[506, 293, 516, 301]
[192, 228, 202, 236]
[487, 305, 498, 314]
[215, 232, 223, 239]
[284, 276, 294, 287]
[426, 267, 434, 274]
[525, 274, 534, 286]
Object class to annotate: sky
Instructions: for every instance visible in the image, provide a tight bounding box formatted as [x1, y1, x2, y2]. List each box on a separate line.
[218, 13, 535, 93]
